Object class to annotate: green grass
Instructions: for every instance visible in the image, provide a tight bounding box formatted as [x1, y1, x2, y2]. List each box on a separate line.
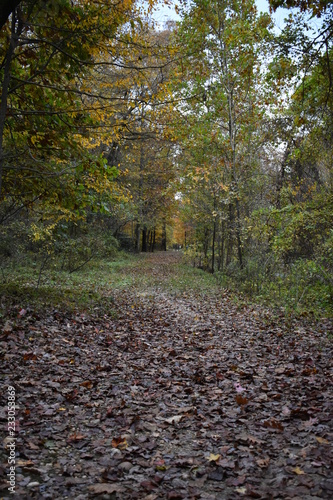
[214, 269, 333, 320]
[1, 250, 331, 322]
[167, 264, 221, 295]
[0, 252, 136, 317]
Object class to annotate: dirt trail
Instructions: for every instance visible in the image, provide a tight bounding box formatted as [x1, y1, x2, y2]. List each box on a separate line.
[1, 252, 332, 499]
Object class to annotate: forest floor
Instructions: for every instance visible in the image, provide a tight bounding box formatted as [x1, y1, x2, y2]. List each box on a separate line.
[1, 251, 332, 499]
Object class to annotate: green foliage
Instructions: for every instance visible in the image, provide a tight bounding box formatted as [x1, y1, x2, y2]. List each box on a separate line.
[0, 247, 134, 317]
[215, 256, 333, 318]
[0, 215, 121, 287]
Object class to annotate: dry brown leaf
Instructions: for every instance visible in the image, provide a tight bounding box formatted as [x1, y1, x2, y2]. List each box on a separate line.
[165, 415, 183, 424]
[3, 321, 13, 334]
[67, 433, 86, 442]
[256, 457, 270, 468]
[16, 459, 34, 467]
[292, 466, 305, 475]
[88, 483, 125, 494]
[80, 380, 93, 389]
[315, 436, 330, 445]
[235, 394, 249, 406]
[206, 453, 221, 462]
[235, 487, 247, 494]
[112, 436, 128, 449]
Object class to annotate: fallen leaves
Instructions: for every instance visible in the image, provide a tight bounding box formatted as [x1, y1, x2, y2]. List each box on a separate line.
[3, 320, 13, 334]
[256, 457, 270, 468]
[164, 415, 183, 424]
[88, 483, 126, 494]
[206, 453, 221, 462]
[316, 436, 330, 445]
[67, 432, 87, 442]
[234, 382, 246, 392]
[263, 418, 284, 431]
[80, 380, 94, 389]
[0, 252, 332, 499]
[292, 466, 305, 475]
[112, 436, 128, 450]
[235, 394, 250, 406]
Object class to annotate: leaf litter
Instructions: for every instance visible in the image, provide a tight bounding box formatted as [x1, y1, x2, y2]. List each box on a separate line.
[0, 252, 332, 499]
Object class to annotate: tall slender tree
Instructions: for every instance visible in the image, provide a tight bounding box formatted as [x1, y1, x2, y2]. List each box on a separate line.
[173, 0, 272, 269]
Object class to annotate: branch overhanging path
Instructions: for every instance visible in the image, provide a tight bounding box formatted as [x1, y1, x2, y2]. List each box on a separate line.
[1, 252, 332, 499]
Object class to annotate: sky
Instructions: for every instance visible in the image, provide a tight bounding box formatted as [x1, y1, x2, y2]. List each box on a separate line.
[153, 0, 293, 32]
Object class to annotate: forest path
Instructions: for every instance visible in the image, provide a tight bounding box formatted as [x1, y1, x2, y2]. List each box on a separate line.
[1, 252, 332, 499]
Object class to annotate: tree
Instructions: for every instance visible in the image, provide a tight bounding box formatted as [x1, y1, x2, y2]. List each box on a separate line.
[172, 0, 272, 270]
[269, 0, 332, 17]
[0, 0, 156, 226]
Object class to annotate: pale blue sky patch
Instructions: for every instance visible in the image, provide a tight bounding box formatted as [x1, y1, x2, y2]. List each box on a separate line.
[153, 0, 294, 31]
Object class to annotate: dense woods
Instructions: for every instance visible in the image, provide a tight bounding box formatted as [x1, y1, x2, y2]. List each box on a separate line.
[0, 0, 332, 316]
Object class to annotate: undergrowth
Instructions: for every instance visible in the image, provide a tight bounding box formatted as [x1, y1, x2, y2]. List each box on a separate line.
[1, 249, 332, 324]
[214, 263, 333, 320]
[0, 252, 135, 319]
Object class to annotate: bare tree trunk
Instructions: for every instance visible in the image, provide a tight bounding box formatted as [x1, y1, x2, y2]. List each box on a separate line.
[276, 143, 289, 209]
[211, 218, 216, 273]
[148, 229, 155, 252]
[226, 204, 233, 267]
[218, 219, 224, 272]
[235, 197, 243, 269]
[147, 230, 151, 251]
[142, 226, 147, 252]
[203, 228, 209, 264]
[152, 228, 156, 252]
[161, 220, 167, 251]
[219, 8, 243, 271]
[135, 222, 140, 252]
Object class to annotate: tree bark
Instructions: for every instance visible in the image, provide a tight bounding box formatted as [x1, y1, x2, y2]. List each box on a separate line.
[235, 197, 243, 269]
[142, 226, 147, 252]
[218, 219, 224, 272]
[135, 222, 140, 252]
[211, 218, 216, 273]
[161, 220, 167, 251]
[0, 11, 22, 197]
[276, 143, 289, 209]
[226, 204, 233, 267]
[152, 228, 156, 252]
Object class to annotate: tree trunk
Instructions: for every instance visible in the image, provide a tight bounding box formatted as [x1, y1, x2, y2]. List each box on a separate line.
[161, 220, 167, 251]
[226, 203, 233, 267]
[152, 228, 156, 252]
[135, 223, 140, 252]
[142, 226, 147, 252]
[218, 219, 225, 272]
[276, 143, 289, 209]
[235, 197, 243, 269]
[0, 11, 22, 196]
[211, 218, 216, 273]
